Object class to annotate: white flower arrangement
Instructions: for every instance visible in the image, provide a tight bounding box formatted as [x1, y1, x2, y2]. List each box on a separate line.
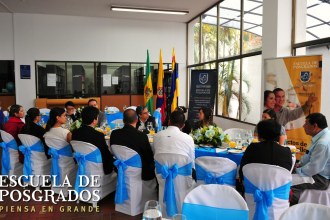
[191, 125, 230, 147]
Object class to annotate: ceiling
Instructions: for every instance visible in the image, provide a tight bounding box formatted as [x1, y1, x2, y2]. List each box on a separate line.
[0, 0, 220, 23]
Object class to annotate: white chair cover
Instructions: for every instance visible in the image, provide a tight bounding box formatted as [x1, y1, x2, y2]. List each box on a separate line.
[182, 184, 249, 220]
[44, 137, 77, 196]
[279, 203, 330, 220]
[70, 141, 117, 207]
[224, 128, 247, 139]
[39, 108, 50, 115]
[111, 144, 157, 216]
[154, 153, 195, 218]
[195, 156, 237, 187]
[243, 163, 292, 220]
[0, 130, 23, 177]
[18, 134, 51, 186]
[299, 184, 330, 206]
[126, 106, 137, 111]
[105, 106, 120, 113]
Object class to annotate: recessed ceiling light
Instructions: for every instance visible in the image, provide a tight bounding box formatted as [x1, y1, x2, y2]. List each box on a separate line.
[111, 5, 189, 15]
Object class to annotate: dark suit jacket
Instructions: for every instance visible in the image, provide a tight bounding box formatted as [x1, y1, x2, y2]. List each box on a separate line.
[21, 122, 50, 159]
[110, 124, 155, 180]
[72, 124, 114, 175]
[239, 141, 292, 180]
[136, 116, 156, 134]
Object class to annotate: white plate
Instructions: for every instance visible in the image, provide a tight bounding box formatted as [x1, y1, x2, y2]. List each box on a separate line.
[199, 145, 214, 148]
[228, 149, 243, 154]
[215, 148, 227, 153]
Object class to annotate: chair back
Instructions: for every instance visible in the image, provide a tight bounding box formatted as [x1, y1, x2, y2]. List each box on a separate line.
[39, 108, 50, 115]
[0, 129, 15, 142]
[153, 108, 162, 132]
[18, 134, 50, 183]
[243, 163, 292, 220]
[195, 156, 237, 187]
[279, 203, 330, 220]
[224, 128, 247, 138]
[111, 144, 146, 216]
[154, 153, 194, 218]
[0, 130, 21, 176]
[182, 184, 248, 220]
[45, 136, 70, 150]
[126, 106, 137, 111]
[3, 111, 9, 124]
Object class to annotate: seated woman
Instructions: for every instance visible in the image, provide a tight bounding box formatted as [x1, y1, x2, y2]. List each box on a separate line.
[239, 119, 292, 180]
[3, 104, 25, 163]
[44, 107, 72, 143]
[20, 108, 50, 158]
[192, 107, 215, 130]
[254, 109, 287, 145]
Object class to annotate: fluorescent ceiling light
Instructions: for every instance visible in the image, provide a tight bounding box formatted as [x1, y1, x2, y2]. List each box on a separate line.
[111, 5, 189, 15]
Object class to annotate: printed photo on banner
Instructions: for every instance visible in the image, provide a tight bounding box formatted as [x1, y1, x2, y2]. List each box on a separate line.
[264, 55, 322, 159]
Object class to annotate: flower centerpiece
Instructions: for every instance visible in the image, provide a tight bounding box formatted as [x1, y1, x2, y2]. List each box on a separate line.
[191, 125, 230, 147]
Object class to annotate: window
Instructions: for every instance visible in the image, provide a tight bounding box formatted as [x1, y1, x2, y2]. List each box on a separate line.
[36, 61, 170, 98]
[0, 61, 15, 95]
[187, 0, 263, 124]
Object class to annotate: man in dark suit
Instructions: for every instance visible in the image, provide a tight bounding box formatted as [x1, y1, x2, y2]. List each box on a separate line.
[110, 108, 155, 181]
[72, 106, 114, 175]
[239, 119, 292, 180]
[135, 105, 156, 134]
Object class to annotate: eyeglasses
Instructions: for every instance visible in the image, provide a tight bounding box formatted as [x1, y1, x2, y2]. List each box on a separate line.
[142, 112, 149, 115]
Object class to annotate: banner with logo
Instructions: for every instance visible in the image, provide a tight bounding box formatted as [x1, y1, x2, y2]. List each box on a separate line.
[264, 55, 322, 159]
[188, 69, 218, 122]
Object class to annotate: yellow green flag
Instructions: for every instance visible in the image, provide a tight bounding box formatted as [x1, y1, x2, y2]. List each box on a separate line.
[144, 50, 153, 114]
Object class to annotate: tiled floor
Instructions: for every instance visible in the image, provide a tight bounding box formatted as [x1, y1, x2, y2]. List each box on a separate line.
[0, 185, 142, 220]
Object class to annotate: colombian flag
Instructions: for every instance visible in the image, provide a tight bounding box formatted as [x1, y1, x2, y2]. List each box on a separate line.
[171, 48, 179, 112]
[156, 49, 166, 123]
[144, 50, 153, 114]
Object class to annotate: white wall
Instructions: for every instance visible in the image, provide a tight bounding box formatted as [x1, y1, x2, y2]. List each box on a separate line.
[3, 13, 187, 108]
[0, 13, 14, 59]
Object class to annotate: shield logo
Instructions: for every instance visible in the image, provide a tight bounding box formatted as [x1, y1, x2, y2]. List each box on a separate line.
[199, 73, 208, 84]
[300, 71, 311, 83]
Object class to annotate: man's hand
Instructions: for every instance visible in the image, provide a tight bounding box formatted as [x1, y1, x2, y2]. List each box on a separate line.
[306, 95, 317, 106]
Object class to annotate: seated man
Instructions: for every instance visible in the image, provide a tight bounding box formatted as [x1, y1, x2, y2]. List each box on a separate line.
[136, 105, 156, 134]
[110, 109, 155, 181]
[65, 101, 77, 122]
[154, 110, 195, 178]
[291, 113, 330, 205]
[239, 119, 292, 180]
[71, 106, 114, 175]
[88, 99, 107, 127]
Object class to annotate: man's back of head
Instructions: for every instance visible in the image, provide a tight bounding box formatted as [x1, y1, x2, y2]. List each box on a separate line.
[169, 110, 185, 128]
[81, 106, 99, 126]
[123, 109, 138, 126]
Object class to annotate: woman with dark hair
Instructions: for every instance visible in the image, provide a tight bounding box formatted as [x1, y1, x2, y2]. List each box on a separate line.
[193, 107, 215, 130]
[3, 104, 25, 163]
[44, 107, 72, 143]
[264, 90, 276, 109]
[254, 109, 287, 145]
[239, 119, 292, 180]
[20, 108, 50, 158]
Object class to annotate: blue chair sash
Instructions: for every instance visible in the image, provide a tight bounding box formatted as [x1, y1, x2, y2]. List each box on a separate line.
[113, 154, 142, 204]
[244, 176, 291, 220]
[19, 141, 45, 182]
[153, 110, 162, 132]
[155, 160, 192, 217]
[0, 139, 18, 175]
[48, 145, 73, 185]
[196, 164, 236, 186]
[182, 203, 249, 220]
[73, 149, 103, 193]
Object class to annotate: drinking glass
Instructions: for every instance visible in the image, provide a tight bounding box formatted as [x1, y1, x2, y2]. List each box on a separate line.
[143, 200, 162, 220]
[235, 133, 242, 147]
[172, 214, 187, 220]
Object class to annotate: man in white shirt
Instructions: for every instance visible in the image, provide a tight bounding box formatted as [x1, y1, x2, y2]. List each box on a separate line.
[154, 110, 195, 171]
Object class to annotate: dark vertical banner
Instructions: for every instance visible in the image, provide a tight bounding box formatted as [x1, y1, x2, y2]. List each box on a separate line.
[188, 69, 218, 122]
